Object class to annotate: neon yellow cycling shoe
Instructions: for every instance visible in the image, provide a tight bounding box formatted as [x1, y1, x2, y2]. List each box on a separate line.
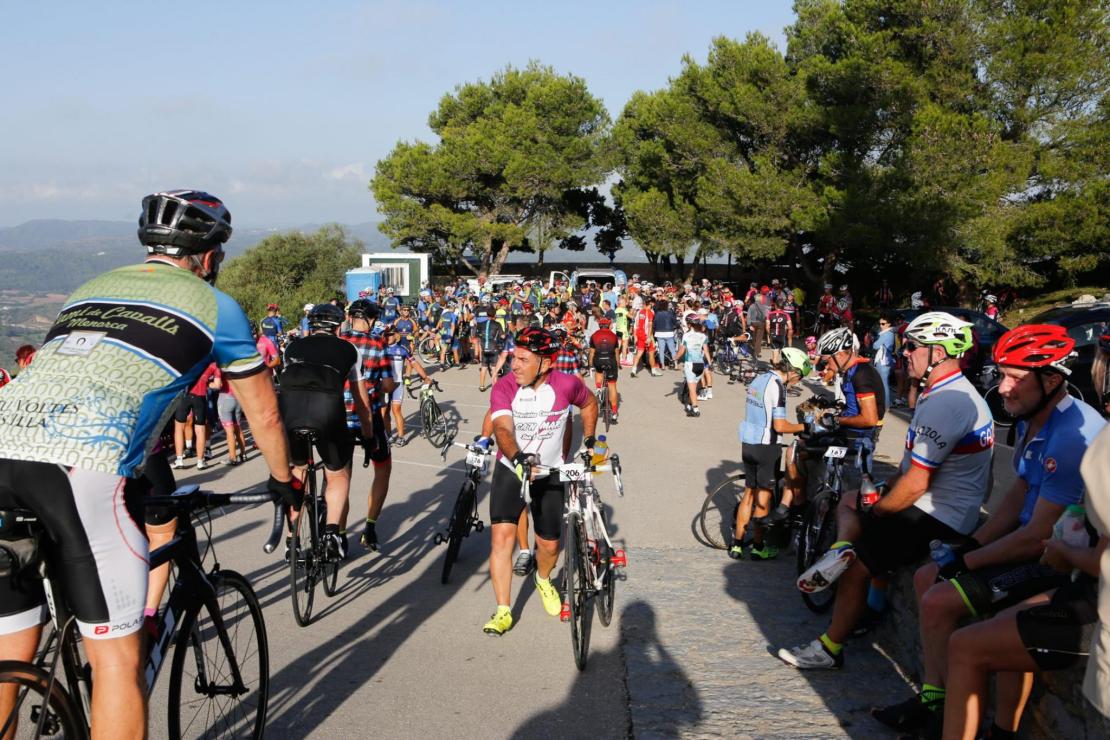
[483, 606, 514, 636]
[534, 572, 562, 617]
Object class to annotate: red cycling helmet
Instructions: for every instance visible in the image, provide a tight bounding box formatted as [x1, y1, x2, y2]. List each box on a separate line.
[515, 327, 560, 356]
[993, 324, 1077, 376]
[597, 316, 613, 327]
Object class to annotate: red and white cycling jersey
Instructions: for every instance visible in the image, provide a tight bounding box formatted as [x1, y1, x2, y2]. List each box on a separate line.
[490, 370, 592, 470]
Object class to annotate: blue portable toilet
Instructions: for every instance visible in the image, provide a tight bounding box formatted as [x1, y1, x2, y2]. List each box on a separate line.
[345, 268, 381, 302]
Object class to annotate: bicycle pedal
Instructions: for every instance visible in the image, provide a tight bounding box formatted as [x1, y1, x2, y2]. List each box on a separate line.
[559, 602, 571, 622]
[612, 549, 628, 568]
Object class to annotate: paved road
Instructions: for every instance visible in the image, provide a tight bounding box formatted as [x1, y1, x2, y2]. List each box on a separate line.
[151, 362, 1017, 738]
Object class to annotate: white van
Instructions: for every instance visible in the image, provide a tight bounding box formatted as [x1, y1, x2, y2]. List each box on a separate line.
[548, 268, 627, 292]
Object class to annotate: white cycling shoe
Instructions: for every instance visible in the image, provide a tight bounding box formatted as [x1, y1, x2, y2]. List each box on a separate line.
[797, 544, 856, 593]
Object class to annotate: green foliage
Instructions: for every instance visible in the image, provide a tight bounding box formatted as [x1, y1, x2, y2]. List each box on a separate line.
[371, 62, 610, 275]
[217, 225, 362, 322]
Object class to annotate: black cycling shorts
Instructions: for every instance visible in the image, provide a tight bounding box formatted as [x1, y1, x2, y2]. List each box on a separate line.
[854, 506, 966, 576]
[741, 443, 780, 490]
[173, 393, 207, 425]
[280, 390, 353, 471]
[489, 462, 564, 541]
[769, 336, 786, 350]
[950, 560, 1068, 617]
[0, 461, 148, 639]
[481, 351, 500, 370]
[593, 359, 618, 381]
[1016, 579, 1098, 670]
[141, 452, 178, 525]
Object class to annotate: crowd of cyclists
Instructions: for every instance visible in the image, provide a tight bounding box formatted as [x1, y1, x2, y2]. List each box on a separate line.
[0, 187, 1108, 739]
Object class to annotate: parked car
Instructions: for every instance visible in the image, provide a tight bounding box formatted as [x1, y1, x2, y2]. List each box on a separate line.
[1025, 301, 1110, 408]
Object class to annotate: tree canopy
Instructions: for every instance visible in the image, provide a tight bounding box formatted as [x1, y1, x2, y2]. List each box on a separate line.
[218, 225, 362, 322]
[371, 62, 612, 276]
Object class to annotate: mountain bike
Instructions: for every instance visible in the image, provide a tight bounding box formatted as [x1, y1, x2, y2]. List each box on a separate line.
[287, 428, 352, 627]
[417, 380, 450, 448]
[524, 452, 626, 671]
[436, 440, 491, 584]
[0, 485, 284, 739]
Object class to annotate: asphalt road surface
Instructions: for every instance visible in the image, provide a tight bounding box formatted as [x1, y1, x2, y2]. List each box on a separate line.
[150, 362, 1018, 739]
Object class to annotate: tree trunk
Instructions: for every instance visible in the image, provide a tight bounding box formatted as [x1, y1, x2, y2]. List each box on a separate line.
[684, 246, 702, 284]
[488, 240, 511, 276]
[645, 252, 660, 281]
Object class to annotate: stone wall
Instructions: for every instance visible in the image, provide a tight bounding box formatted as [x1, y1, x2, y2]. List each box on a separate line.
[874, 568, 1110, 738]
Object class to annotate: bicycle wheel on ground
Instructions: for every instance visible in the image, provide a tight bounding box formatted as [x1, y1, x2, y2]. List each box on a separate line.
[320, 481, 340, 598]
[168, 570, 269, 740]
[289, 500, 316, 627]
[698, 475, 746, 550]
[797, 489, 840, 614]
[0, 660, 86, 739]
[418, 337, 438, 364]
[423, 400, 449, 448]
[441, 482, 477, 584]
[600, 388, 611, 432]
[595, 509, 616, 628]
[564, 513, 594, 671]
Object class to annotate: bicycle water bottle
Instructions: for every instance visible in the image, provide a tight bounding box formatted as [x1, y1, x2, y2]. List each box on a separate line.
[929, 539, 956, 575]
[1052, 505, 1089, 580]
[591, 435, 609, 466]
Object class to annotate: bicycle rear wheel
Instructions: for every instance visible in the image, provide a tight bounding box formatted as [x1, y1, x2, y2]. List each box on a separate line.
[595, 508, 616, 628]
[168, 570, 269, 739]
[418, 337, 438, 364]
[698, 475, 746, 550]
[797, 489, 839, 614]
[441, 482, 476, 584]
[320, 480, 340, 598]
[289, 500, 316, 627]
[424, 400, 449, 448]
[600, 388, 611, 433]
[0, 661, 86, 739]
[564, 513, 594, 671]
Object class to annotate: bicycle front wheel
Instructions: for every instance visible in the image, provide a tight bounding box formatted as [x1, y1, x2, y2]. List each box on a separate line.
[418, 337, 438, 364]
[797, 490, 840, 614]
[698, 475, 746, 550]
[0, 660, 86, 739]
[595, 508, 616, 628]
[564, 513, 594, 671]
[441, 481, 477, 584]
[168, 570, 269, 739]
[424, 401, 449, 448]
[289, 501, 316, 627]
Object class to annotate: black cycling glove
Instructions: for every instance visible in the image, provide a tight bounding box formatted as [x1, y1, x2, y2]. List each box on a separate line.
[268, 475, 304, 509]
[581, 435, 597, 451]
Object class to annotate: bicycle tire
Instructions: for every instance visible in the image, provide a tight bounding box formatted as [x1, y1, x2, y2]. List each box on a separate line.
[289, 500, 316, 627]
[797, 489, 839, 614]
[168, 570, 269, 740]
[424, 401, 449, 448]
[418, 337, 438, 364]
[320, 478, 340, 598]
[565, 513, 594, 671]
[698, 475, 746, 550]
[441, 481, 476, 584]
[600, 388, 611, 433]
[0, 660, 86, 739]
[595, 507, 616, 628]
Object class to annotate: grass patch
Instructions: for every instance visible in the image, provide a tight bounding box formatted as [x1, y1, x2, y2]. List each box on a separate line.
[1001, 285, 1109, 324]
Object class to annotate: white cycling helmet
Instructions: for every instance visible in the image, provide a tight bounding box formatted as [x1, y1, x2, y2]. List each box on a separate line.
[303, 303, 314, 312]
[903, 311, 974, 358]
[816, 327, 859, 355]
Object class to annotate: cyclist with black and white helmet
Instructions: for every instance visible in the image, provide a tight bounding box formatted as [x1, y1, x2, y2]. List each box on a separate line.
[815, 327, 885, 482]
[777, 311, 993, 670]
[0, 190, 300, 737]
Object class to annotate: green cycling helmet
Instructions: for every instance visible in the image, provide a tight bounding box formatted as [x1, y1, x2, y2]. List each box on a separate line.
[780, 347, 813, 378]
[904, 311, 974, 358]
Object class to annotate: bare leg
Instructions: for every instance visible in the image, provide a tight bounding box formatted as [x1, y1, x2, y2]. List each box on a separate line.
[0, 625, 43, 733]
[391, 402, 405, 439]
[83, 633, 147, 740]
[516, 508, 530, 551]
[534, 533, 560, 580]
[993, 671, 1035, 733]
[145, 520, 176, 612]
[366, 461, 392, 521]
[734, 487, 756, 542]
[490, 522, 516, 606]
[825, 559, 871, 644]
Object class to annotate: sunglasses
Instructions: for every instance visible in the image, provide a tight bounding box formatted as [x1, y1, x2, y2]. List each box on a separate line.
[903, 341, 921, 353]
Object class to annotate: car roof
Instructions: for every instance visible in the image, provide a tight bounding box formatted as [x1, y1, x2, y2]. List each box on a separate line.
[1028, 303, 1110, 326]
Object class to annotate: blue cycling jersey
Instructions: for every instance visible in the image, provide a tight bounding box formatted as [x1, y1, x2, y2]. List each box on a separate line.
[1014, 395, 1106, 526]
[739, 372, 787, 445]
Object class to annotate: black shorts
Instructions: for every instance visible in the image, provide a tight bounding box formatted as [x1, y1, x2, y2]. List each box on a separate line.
[173, 393, 207, 425]
[489, 462, 564, 541]
[280, 390, 353, 471]
[854, 507, 966, 575]
[481, 351, 500, 369]
[741, 443, 780, 490]
[1016, 579, 1098, 670]
[593, 359, 618, 381]
[769, 336, 786, 350]
[351, 412, 391, 466]
[950, 561, 1069, 618]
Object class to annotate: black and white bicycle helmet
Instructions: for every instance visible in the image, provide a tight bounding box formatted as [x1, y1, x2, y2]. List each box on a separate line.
[138, 190, 232, 255]
[307, 303, 345, 332]
[816, 327, 859, 355]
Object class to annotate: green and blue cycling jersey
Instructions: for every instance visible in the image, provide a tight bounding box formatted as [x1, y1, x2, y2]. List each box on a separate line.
[0, 260, 263, 477]
[739, 372, 787, 445]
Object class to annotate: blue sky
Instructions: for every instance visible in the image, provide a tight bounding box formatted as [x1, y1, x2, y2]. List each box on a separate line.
[2, 1, 796, 228]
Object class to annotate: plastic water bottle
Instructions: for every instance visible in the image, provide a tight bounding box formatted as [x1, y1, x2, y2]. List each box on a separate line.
[1053, 505, 1089, 580]
[859, 476, 880, 508]
[930, 539, 956, 576]
[591, 435, 609, 466]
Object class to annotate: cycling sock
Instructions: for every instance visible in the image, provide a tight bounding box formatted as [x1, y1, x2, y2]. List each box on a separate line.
[985, 723, 1016, 739]
[920, 683, 946, 708]
[819, 633, 842, 655]
[830, 540, 853, 550]
[144, 606, 158, 618]
[365, 518, 376, 526]
[519, 548, 531, 555]
[866, 584, 888, 612]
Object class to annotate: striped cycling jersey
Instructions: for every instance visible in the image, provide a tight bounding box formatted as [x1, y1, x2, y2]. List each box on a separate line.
[738, 372, 787, 445]
[0, 261, 263, 477]
[902, 370, 994, 534]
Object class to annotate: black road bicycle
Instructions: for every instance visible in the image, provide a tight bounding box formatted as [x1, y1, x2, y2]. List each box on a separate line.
[417, 380, 450, 448]
[436, 440, 491, 584]
[0, 485, 284, 739]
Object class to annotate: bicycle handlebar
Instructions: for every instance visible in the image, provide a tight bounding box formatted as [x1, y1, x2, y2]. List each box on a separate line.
[440, 439, 494, 460]
[146, 487, 285, 554]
